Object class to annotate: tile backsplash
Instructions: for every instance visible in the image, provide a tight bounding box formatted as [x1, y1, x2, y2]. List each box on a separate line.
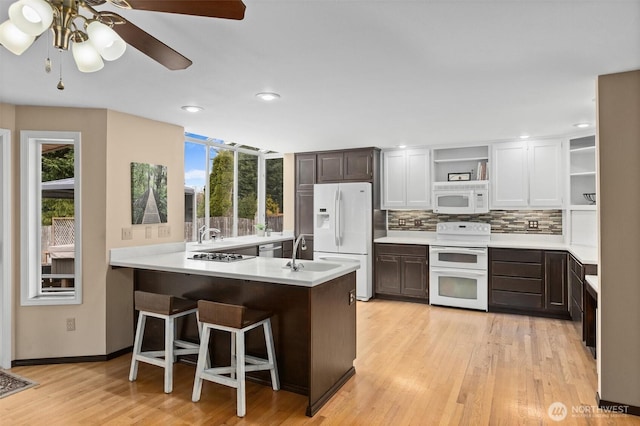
[387, 210, 562, 235]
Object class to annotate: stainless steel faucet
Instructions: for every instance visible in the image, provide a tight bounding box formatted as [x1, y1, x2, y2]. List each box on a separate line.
[286, 234, 310, 271]
[198, 226, 222, 243]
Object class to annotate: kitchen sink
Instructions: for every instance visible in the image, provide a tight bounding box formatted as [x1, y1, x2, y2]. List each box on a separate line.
[283, 261, 342, 272]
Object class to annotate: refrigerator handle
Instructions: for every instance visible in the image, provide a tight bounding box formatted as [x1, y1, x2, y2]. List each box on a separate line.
[338, 189, 343, 245]
[334, 189, 340, 247]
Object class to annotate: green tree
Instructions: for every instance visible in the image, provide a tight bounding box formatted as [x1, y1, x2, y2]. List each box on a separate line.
[209, 150, 234, 216]
[238, 192, 257, 219]
[41, 146, 75, 226]
[266, 158, 283, 215]
[237, 152, 257, 219]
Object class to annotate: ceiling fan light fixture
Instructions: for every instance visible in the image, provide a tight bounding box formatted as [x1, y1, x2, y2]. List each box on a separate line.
[72, 37, 104, 73]
[0, 20, 35, 55]
[256, 92, 280, 101]
[86, 21, 126, 61]
[8, 0, 53, 36]
[181, 105, 204, 113]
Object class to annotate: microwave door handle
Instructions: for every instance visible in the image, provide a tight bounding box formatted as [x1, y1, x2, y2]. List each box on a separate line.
[430, 267, 487, 277]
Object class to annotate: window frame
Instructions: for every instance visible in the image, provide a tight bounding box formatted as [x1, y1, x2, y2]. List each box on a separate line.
[20, 130, 82, 306]
[185, 135, 283, 239]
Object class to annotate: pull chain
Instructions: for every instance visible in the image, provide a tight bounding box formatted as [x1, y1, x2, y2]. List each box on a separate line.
[44, 29, 52, 73]
[57, 50, 64, 90]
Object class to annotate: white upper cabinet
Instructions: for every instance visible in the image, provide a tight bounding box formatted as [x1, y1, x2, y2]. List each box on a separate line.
[382, 148, 430, 209]
[491, 141, 529, 207]
[528, 140, 563, 207]
[491, 140, 563, 209]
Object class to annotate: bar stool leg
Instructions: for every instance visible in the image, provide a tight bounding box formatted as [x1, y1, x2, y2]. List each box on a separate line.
[164, 316, 174, 393]
[192, 325, 211, 402]
[129, 313, 146, 382]
[263, 318, 280, 390]
[236, 330, 246, 417]
[196, 312, 211, 369]
[230, 332, 236, 380]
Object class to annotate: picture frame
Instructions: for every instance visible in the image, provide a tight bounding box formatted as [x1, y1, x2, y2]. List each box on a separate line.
[131, 162, 168, 224]
[448, 172, 471, 181]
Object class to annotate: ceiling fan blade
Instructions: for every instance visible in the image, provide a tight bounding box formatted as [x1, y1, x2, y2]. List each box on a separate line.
[113, 21, 192, 70]
[126, 0, 246, 20]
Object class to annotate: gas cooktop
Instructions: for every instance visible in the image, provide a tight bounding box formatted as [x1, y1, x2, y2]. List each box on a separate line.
[189, 253, 255, 262]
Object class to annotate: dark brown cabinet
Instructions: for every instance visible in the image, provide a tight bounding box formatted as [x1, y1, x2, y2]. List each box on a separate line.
[569, 255, 585, 332]
[375, 244, 428, 301]
[295, 154, 316, 260]
[545, 251, 567, 313]
[317, 149, 374, 183]
[489, 248, 569, 318]
[296, 153, 316, 191]
[282, 240, 293, 259]
[568, 254, 597, 356]
[295, 148, 380, 261]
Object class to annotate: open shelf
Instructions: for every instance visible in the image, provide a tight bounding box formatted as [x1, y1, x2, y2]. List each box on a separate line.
[432, 145, 489, 182]
[569, 135, 596, 206]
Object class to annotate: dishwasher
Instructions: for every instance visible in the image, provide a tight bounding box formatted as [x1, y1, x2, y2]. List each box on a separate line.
[258, 243, 282, 258]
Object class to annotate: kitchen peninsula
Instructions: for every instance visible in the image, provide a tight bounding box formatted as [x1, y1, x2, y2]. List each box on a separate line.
[110, 239, 359, 417]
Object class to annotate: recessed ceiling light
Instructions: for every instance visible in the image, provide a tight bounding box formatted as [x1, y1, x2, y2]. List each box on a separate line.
[519, 134, 530, 139]
[397, 144, 407, 149]
[181, 105, 203, 113]
[255, 92, 280, 101]
[574, 122, 590, 128]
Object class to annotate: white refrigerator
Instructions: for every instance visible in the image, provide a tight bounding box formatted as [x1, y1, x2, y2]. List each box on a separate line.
[313, 182, 372, 301]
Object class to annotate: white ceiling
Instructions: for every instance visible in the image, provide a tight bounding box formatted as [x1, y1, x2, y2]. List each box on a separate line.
[1, 0, 639, 153]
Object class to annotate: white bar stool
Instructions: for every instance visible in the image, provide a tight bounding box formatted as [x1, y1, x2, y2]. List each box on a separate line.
[192, 300, 280, 417]
[129, 291, 202, 393]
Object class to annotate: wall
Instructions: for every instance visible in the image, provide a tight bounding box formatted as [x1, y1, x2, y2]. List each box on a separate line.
[387, 210, 562, 234]
[0, 103, 16, 361]
[597, 69, 640, 408]
[4, 104, 184, 360]
[104, 110, 184, 353]
[13, 106, 109, 359]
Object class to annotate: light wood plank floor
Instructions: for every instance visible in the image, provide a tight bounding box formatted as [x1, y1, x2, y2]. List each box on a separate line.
[2, 299, 639, 425]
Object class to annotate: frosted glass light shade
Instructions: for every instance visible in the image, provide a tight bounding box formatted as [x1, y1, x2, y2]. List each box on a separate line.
[87, 21, 126, 61]
[8, 0, 53, 36]
[72, 39, 104, 72]
[0, 20, 35, 55]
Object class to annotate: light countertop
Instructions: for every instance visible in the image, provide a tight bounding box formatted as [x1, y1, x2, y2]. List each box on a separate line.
[110, 233, 359, 287]
[374, 231, 598, 265]
[585, 275, 599, 295]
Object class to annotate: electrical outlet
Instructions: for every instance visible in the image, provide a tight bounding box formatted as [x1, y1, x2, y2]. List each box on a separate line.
[121, 227, 133, 240]
[398, 219, 406, 226]
[528, 220, 539, 229]
[414, 219, 422, 226]
[158, 225, 171, 238]
[145, 226, 152, 239]
[66, 318, 76, 331]
[348, 289, 356, 305]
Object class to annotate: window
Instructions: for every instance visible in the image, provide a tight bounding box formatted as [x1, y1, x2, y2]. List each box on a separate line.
[21, 131, 81, 305]
[265, 157, 283, 232]
[184, 134, 283, 240]
[237, 152, 258, 236]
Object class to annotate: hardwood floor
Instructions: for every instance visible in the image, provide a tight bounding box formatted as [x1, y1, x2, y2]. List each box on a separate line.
[2, 299, 639, 425]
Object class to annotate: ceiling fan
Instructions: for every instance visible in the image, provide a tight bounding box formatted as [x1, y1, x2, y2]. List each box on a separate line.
[0, 0, 245, 81]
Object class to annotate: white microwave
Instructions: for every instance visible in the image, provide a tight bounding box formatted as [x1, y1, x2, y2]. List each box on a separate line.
[432, 181, 489, 214]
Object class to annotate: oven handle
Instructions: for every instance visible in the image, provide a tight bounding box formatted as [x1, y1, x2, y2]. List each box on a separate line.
[430, 246, 487, 255]
[430, 267, 487, 277]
